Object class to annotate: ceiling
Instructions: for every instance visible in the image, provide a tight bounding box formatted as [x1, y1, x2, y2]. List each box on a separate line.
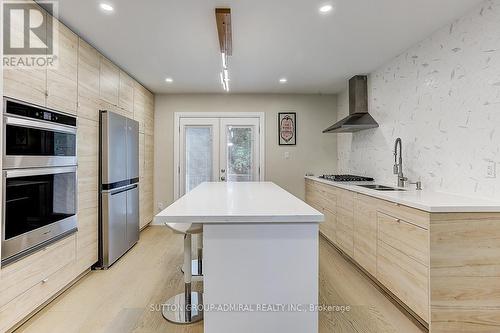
[47, 0, 484, 94]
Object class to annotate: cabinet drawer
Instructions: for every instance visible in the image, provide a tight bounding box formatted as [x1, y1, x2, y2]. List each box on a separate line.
[378, 212, 429, 266]
[0, 235, 76, 308]
[319, 209, 336, 244]
[377, 241, 429, 322]
[305, 180, 337, 213]
[377, 199, 430, 230]
[0, 261, 77, 333]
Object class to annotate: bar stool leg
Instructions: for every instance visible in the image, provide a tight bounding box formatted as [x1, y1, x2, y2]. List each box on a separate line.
[197, 233, 203, 275]
[162, 234, 203, 324]
[181, 233, 203, 277]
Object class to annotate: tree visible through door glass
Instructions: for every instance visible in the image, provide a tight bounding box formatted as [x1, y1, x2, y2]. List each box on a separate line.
[226, 127, 253, 182]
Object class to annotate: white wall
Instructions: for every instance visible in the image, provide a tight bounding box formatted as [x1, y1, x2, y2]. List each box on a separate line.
[337, 0, 500, 199]
[154, 94, 337, 208]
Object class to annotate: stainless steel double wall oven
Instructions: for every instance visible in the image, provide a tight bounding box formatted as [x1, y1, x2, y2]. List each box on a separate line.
[2, 98, 78, 266]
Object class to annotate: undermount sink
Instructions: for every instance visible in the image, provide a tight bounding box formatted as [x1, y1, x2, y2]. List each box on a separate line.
[356, 184, 406, 192]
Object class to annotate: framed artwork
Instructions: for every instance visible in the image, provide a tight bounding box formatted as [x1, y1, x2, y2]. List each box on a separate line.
[278, 112, 296, 145]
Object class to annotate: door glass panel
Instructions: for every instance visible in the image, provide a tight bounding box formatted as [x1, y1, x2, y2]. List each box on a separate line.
[185, 127, 213, 192]
[226, 127, 254, 182]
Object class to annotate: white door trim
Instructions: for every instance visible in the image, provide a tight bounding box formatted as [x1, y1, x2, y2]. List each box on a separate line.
[173, 112, 265, 200]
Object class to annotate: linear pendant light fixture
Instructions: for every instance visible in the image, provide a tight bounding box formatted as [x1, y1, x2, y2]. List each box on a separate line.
[215, 8, 232, 92]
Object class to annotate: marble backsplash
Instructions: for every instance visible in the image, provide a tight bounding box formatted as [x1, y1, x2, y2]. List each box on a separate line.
[337, 0, 500, 199]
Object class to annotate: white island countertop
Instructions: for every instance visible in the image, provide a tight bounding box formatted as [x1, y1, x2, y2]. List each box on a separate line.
[306, 176, 500, 213]
[154, 182, 324, 224]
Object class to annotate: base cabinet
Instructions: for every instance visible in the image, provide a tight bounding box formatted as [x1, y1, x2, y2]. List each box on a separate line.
[0, 235, 77, 333]
[306, 178, 500, 332]
[306, 179, 430, 324]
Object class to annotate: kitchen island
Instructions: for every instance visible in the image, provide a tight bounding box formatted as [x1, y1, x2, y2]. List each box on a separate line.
[154, 182, 323, 333]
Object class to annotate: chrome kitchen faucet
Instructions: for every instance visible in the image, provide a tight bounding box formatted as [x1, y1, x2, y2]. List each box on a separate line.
[393, 138, 408, 187]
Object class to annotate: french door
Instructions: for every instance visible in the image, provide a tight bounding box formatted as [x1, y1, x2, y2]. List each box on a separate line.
[177, 116, 263, 197]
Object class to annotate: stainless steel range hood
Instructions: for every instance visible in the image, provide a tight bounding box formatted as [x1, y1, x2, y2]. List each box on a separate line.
[323, 75, 379, 133]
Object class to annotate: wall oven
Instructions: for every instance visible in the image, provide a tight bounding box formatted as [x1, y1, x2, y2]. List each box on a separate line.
[2, 98, 78, 266]
[3, 98, 77, 169]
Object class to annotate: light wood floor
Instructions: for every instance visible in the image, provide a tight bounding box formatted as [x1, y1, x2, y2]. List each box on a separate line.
[15, 226, 423, 333]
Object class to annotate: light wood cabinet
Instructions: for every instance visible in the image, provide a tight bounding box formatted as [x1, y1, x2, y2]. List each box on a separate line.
[46, 20, 78, 114]
[99, 56, 120, 106]
[4, 13, 78, 114]
[3, 2, 47, 106]
[378, 212, 429, 266]
[118, 71, 134, 116]
[77, 39, 100, 122]
[305, 179, 337, 244]
[0, 259, 77, 333]
[305, 179, 429, 322]
[353, 194, 378, 276]
[133, 82, 147, 133]
[321, 209, 336, 245]
[306, 178, 500, 330]
[140, 134, 154, 229]
[0, 235, 76, 309]
[377, 241, 429, 321]
[336, 189, 354, 257]
[76, 118, 99, 272]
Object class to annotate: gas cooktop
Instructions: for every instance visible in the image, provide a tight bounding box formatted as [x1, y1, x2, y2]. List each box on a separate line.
[319, 174, 374, 182]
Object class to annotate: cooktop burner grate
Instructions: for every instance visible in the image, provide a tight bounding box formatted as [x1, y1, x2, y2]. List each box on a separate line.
[319, 174, 374, 182]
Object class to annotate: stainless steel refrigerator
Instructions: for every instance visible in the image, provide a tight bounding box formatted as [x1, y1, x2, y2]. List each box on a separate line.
[97, 110, 139, 269]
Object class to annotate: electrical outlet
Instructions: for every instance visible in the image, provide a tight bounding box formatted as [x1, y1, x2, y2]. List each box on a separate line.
[284, 152, 290, 160]
[486, 161, 496, 178]
[158, 202, 164, 211]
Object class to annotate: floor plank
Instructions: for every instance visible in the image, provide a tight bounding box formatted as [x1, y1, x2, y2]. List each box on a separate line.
[15, 227, 422, 333]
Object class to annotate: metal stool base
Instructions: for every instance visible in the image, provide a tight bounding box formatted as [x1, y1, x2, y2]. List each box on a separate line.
[162, 292, 203, 324]
[181, 259, 203, 277]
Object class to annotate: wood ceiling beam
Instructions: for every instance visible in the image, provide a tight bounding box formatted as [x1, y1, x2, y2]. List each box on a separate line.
[215, 8, 232, 56]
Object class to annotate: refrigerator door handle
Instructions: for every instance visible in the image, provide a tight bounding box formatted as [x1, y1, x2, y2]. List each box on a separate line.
[109, 184, 138, 196]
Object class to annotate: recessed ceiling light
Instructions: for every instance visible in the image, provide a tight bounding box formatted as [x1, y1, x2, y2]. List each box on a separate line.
[165, 77, 173, 83]
[100, 3, 114, 12]
[319, 4, 333, 13]
[279, 78, 288, 84]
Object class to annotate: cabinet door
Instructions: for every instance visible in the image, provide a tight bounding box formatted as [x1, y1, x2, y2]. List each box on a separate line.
[320, 209, 336, 245]
[133, 82, 147, 133]
[377, 241, 429, 321]
[144, 90, 155, 135]
[378, 212, 429, 266]
[353, 194, 378, 276]
[76, 118, 98, 272]
[140, 134, 154, 228]
[118, 71, 134, 116]
[3, 3, 47, 106]
[336, 189, 354, 257]
[99, 56, 120, 105]
[77, 39, 100, 121]
[46, 20, 78, 114]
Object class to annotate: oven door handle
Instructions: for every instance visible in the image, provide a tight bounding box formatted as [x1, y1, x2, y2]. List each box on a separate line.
[5, 116, 77, 135]
[4, 166, 77, 178]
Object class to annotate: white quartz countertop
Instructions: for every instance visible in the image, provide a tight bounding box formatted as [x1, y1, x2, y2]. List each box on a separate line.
[306, 176, 500, 213]
[154, 182, 324, 225]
